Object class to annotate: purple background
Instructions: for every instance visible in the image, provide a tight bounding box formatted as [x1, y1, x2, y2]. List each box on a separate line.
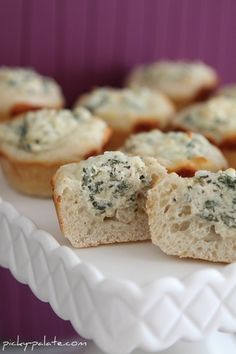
[1, 0, 236, 340]
[1, 0, 236, 106]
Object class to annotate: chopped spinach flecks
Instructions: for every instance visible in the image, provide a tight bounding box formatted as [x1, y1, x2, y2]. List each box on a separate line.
[114, 180, 129, 194]
[193, 170, 236, 229]
[217, 174, 236, 190]
[8, 79, 17, 86]
[186, 140, 195, 148]
[198, 174, 209, 179]
[81, 154, 150, 217]
[204, 200, 217, 211]
[220, 213, 236, 228]
[200, 213, 219, 222]
[18, 120, 28, 138]
[84, 93, 108, 113]
[200, 200, 219, 222]
[107, 158, 123, 166]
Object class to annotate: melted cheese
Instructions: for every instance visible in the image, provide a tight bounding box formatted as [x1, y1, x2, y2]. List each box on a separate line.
[78, 151, 151, 221]
[0, 67, 64, 116]
[186, 169, 236, 237]
[174, 96, 236, 144]
[122, 129, 226, 170]
[0, 108, 105, 155]
[75, 87, 174, 131]
[127, 60, 217, 101]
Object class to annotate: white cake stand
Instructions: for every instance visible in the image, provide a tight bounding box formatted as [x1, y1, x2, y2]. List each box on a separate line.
[0, 170, 236, 354]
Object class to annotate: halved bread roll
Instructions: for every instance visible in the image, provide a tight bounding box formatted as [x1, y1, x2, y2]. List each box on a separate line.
[122, 129, 227, 176]
[173, 96, 236, 168]
[0, 108, 111, 197]
[147, 169, 236, 263]
[74, 87, 175, 149]
[0, 67, 65, 121]
[52, 151, 167, 248]
[126, 60, 218, 110]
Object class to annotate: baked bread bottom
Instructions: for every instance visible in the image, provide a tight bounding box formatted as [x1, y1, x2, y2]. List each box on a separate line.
[1, 155, 60, 197]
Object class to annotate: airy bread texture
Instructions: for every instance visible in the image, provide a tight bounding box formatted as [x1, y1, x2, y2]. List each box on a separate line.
[52, 151, 167, 248]
[147, 169, 236, 263]
[74, 87, 175, 149]
[122, 130, 227, 176]
[0, 67, 65, 121]
[126, 60, 218, 110]
[0, 108, 111, 197]
[173, 96, 236, 168]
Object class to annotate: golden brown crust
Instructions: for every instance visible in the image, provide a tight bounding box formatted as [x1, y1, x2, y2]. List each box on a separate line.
[106, 119, 164, 150]
[10, 103, 47, 117]
[220, 148, 236, 169]
[0, 126, 112, 197]
[193, 82, 219, 102]
[169, 166, 197, 177]
[133, 119, 161, 133]
[168, 156, 214, 177]
[98, 126, 113, 151]
[172, 81, 219, 110]
[217, 137, 236, 168]
[0, 102, 64, 122]
[219, 135, 236, 149]
[172, 123, 236, 150]
[105, 131, 130, 150]
[0, 155, 60, 197]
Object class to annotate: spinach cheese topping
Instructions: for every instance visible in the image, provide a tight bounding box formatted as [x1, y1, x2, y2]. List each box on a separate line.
[79, 88, 110, 113]
[0, 67, 57, 95]
[80, 152, 151, 220]
[122, 129, 225, 168]
[174, 96, 236, 143]
[0, 108, 92, 153]
[189, 169, 236, 229]
[77, 87, 173, 115]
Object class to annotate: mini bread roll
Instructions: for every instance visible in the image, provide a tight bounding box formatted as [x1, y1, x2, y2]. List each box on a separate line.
[0, 108, 111, 197]
[122, 130, 227, 176]
[147, 169, 236, 263]
[0, 67, 65, 121]
[74, 87, 175, 149]
[52, 151, 167, 248]
[173, 96, 236, 168]
[126, 60, 218, 110]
